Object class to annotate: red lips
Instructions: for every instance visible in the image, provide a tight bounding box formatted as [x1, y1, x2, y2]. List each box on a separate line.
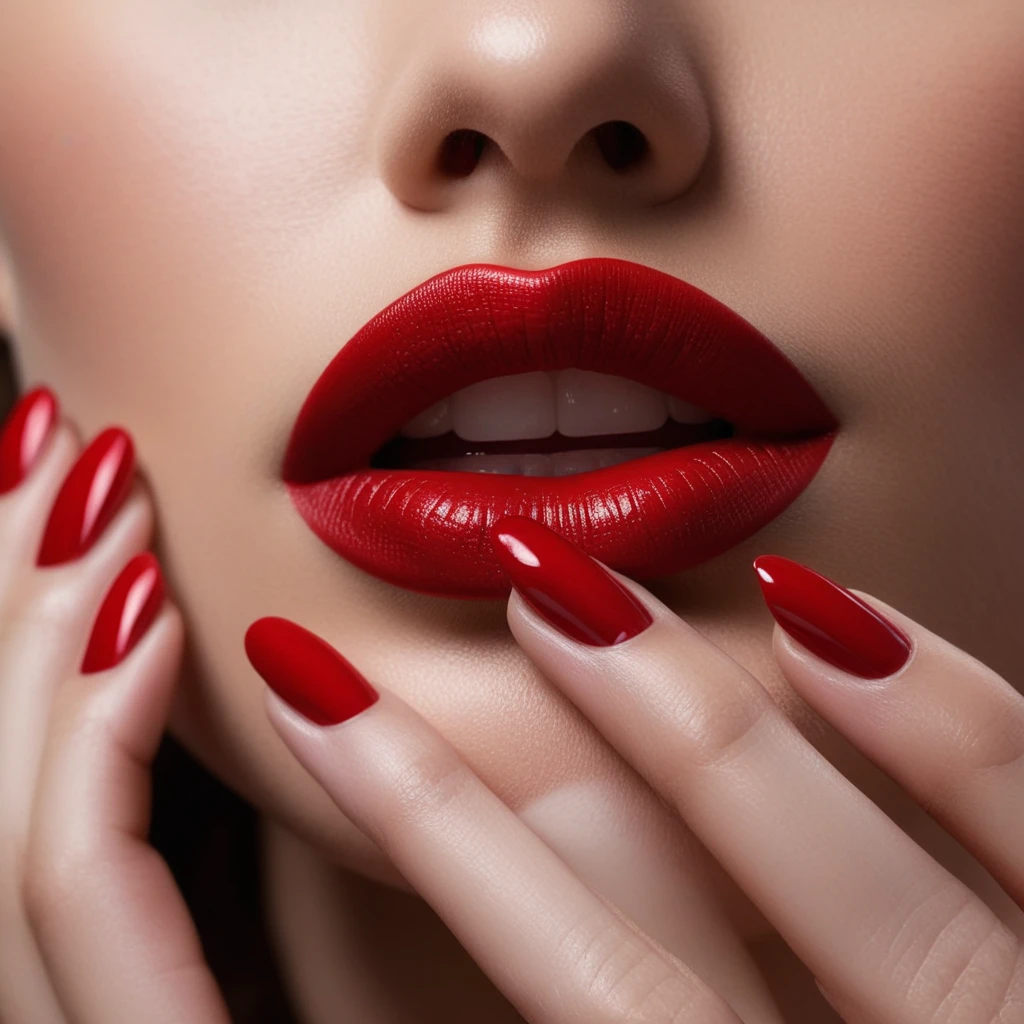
[283, 258, 838, 598]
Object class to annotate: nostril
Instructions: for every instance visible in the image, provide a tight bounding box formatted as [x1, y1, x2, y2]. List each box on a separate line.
[593, 120, 649, 172]
[438, 129, 488, 177]
[436, 122, 650, 180]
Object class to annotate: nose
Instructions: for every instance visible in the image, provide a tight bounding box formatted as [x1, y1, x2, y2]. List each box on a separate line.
[375, 0, 711, 212]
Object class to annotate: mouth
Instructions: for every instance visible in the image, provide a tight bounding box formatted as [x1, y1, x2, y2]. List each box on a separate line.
[283, 258, 838, 599]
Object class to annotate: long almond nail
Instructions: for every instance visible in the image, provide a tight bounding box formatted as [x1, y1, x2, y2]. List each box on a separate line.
[37, 427, 135, 566]
[0, 387, 59, 494]
[490, 516, 653, 646]
[81, 552, 165, 673]
[753, 555, 912, 679]
[246, 617, 379, 726]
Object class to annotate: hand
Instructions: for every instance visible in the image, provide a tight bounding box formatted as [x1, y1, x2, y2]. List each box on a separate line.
[0, 388, 231, 1023]
[251, 515, 1024, 1024]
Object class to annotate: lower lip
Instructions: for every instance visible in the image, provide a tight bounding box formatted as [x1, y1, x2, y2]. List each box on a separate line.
[286, 430, 836, 599]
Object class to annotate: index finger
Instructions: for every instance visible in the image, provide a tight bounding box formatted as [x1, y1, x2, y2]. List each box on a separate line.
[249, 615, 744, 1024]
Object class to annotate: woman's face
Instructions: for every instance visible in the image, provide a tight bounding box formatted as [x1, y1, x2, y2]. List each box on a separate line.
[1, 0, 1022, 923]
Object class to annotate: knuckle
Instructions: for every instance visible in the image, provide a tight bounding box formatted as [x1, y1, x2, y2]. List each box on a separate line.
[919, 707, 1024, 822]
[20, 858, 70, 938]
[892, 890, 1018, 1021]
[386, 742, 476, 829]
[592, 959, 697, 1022]
[930, 925, 1021, 1023]
[960, 705, 1024, 777]
[559, 910, 727, 1023]
[669, 684, 774, 775]
[642, 974, 730, 1024]
[11, 577, 87, 635]
[990, 949, 1024, 1024]
[0, 835, 29, 923]
[19, 835, 92, 940]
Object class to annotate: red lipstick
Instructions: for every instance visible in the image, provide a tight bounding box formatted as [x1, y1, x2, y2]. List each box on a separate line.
[283, 258, 838, 598]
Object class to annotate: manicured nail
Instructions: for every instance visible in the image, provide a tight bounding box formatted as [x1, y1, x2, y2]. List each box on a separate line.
[81, 552, 165, 674]
[753, 555, 912, 679]
[0, 387, 59, 494]
[36, 427, 135, 567]
[489, 516, 653, 647]
[245, 617, 379, 726]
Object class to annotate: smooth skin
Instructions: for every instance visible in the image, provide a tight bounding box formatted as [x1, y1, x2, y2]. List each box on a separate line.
[2, 409, 1021, 1023]
[1, 0, 1024, 1019]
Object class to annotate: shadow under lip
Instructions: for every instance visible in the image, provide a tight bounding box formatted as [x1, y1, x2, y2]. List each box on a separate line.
[370, 418, 735, 468]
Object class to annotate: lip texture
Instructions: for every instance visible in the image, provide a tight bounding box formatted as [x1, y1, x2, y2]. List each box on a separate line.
[283, 258, 838, 598]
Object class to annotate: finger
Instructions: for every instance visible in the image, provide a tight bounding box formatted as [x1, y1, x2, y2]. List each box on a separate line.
[0, 388, 76, 592]
[493, 517, 1022, 1024]
[24, 571, 231, 1024]
[0, 391, 77, 1024]
[0, 478, 153, 833]
[0, 423, 150, 1024]
[0, 387, 60, 501]
[250, 616, 744, 1024]
[518, 776, 788, 1024]
[756, 555, 1024, 908]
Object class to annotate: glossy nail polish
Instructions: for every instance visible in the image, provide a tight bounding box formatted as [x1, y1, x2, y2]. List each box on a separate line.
[37, 427, 135, 567]
[489, 516, 653, 646]
[81, 552, 165, 674]
[245, 617, 379, 726]
[753, 554, 912, 679]
[0, 387, 59, 494]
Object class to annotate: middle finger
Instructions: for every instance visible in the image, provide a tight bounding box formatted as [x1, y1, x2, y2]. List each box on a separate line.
[493, 517, 1019, 1024]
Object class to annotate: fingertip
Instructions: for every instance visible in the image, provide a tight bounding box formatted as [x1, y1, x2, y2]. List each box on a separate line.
[245, 617, 379, 728]
[0, 415, 78, 514]
[81, 550, 167, 674]
[244, 614, 293, 666]
[751, 552, 798, 603]
[0, 385, 60, 493]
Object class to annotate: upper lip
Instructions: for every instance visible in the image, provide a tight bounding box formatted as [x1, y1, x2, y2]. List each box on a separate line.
[283, 258, 837, 483]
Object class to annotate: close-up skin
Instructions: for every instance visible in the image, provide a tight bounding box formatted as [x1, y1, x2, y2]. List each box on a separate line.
[0, 0, 1023, 1022]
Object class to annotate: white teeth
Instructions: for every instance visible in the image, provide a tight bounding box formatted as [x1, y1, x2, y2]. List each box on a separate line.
[549, 447, 662, 476]
[557, 369, 667, 437]
[669, 396, 713, 424]
[397, 369, 713, 441]
[450, 371, 556, 442]
[416, 448, 664, 477]
[400, 398, 452, 438]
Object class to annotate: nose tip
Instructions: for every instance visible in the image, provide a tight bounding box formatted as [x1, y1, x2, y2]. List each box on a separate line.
[375, 3, 711, 212]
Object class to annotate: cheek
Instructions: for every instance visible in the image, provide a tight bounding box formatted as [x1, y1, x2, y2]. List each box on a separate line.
[697, 2, 1024, 671]
[0, 4, 377, 422]
[723, 2, 1024, 376]
[0, 8, 623, 839]
[696, 1, 1024, 564]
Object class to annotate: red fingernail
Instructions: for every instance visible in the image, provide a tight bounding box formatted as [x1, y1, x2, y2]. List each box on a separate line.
[81, 552, 165, 674]
[245, 617, 379, 726]
[753, 555, 912, 679]
[36, 427, 135, 567]
[489, 516, 653, 647]
[0, 387, 59, 494]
